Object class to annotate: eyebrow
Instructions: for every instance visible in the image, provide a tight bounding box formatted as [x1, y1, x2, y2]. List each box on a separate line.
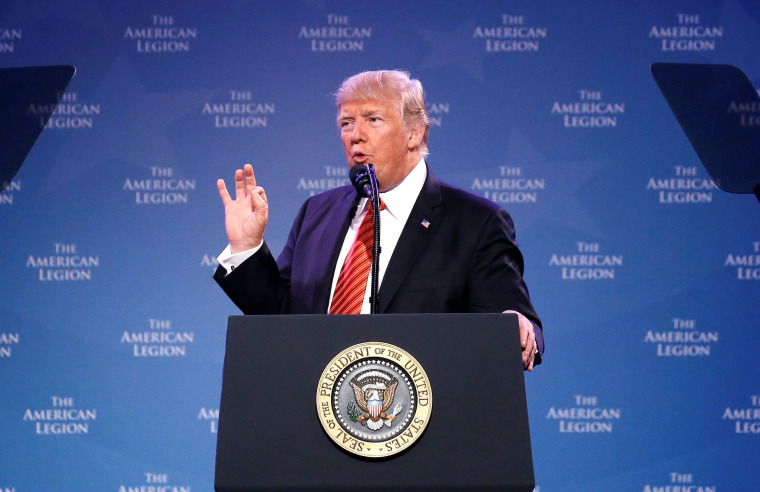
[360, 107, 386, 118]
[338, 106, 387, 121]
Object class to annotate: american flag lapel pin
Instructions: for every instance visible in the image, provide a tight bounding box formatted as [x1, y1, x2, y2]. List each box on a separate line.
[421, 219, 430, 228]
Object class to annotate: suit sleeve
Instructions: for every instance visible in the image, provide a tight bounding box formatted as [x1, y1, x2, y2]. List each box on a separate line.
[466, 207, 545, 358]
[212, 199, 310, 315]
[213, 241, 289, 314]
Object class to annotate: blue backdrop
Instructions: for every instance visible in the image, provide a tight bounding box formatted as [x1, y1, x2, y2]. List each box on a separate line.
[2, 1, 759, 490]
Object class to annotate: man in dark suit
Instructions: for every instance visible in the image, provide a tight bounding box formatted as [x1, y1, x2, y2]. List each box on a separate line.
[214, 70, 543, 370]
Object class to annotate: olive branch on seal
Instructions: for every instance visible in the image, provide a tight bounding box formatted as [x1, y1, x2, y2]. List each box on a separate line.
[347, 401, 361, 422]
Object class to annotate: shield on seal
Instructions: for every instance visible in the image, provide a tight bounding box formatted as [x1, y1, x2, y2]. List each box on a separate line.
[367, 399, 382, 420]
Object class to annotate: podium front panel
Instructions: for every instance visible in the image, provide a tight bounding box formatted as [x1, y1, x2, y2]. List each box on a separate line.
[215, 313, 534, 491]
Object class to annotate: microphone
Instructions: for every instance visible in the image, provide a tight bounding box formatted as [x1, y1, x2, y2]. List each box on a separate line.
[349, 164, 374, 198]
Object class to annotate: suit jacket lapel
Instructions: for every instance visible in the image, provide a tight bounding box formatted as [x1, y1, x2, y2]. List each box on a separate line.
[378, 169, 443, 313]
[313, 189, 358, 312]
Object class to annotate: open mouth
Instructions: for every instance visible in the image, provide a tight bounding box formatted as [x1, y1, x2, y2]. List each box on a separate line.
[352, 151, 370, 163]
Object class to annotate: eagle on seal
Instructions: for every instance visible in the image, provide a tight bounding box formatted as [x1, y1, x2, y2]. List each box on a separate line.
[350, 377, 399, 431]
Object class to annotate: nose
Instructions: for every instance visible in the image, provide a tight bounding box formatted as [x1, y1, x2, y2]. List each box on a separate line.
[350, 119, 366, 143]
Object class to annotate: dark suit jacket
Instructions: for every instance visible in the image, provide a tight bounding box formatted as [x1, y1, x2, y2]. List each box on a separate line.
[215, 167, 544, 355]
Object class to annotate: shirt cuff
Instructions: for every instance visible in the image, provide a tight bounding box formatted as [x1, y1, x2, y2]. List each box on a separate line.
[217, 242, 263, 275]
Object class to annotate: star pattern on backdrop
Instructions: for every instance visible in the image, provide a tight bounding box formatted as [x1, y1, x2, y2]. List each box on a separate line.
[37, 55, 217, 193]
[501, 128, 607, 236]
[416, 18, 486, 81]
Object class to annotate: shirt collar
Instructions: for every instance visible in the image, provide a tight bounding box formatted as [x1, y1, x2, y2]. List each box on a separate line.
[359, 157, 427, 219]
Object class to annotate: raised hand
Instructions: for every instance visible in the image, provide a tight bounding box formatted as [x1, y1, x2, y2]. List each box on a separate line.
[217, 164, 269, 254]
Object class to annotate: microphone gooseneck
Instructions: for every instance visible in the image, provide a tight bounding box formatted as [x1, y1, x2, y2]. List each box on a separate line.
[348, 163, 381, 314]
[367, 164, 381, 314]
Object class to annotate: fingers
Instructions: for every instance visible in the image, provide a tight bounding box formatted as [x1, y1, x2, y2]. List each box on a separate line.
[217, 179, 232, 206]
[226, 164, 259, 201]
[503, 310, 538, 371]
[255, 186, 268, 207]
[250, 183, 268, 213]
[219, 164, 269, 253]
[244, 164, 257, 196]
[528, 343, 536, 370]
[513, 311, 536, 371]
[522, 329, 536, 371]
[245, 164, 267, 211]
[234, 168, 245, 200]
[520, 321, 535, 350]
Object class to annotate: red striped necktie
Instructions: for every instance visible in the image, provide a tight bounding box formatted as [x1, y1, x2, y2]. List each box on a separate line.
[329, 201, 385, 315]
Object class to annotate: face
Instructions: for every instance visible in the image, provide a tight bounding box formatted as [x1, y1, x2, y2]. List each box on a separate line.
[338, 97, 421, 192]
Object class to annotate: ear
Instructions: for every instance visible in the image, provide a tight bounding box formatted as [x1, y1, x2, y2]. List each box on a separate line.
[406, 124, 424, 150]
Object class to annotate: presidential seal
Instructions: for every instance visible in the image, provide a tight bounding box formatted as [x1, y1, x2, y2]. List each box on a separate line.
[316, 342, 432, 458]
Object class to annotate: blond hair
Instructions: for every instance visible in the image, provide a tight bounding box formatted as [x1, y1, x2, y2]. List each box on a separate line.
[335, 70, 430, 155]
